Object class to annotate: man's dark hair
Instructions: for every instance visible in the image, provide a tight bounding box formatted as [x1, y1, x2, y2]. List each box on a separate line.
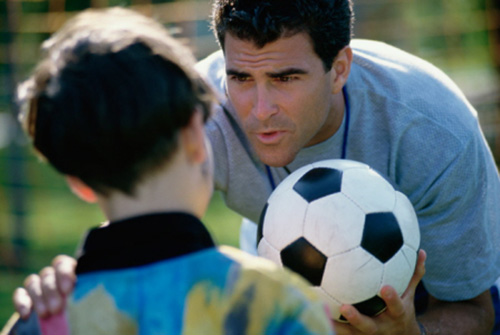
[211, 0, 354, 71]
[18, 8, 214, 196]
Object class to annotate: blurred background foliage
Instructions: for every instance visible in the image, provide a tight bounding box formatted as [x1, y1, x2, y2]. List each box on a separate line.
[1, 0, 499, 325]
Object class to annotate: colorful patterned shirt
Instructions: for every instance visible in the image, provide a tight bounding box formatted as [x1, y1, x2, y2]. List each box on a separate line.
[8, 212, 334, 335]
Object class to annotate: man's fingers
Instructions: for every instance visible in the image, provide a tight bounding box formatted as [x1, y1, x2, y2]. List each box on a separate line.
[24, 273, 48, 318]
[13, 255, 75, 321]
[53, 255, 77, 295]
[13, 287, 33, 319]
[404, 249, 426, 297]
[380, 286, 404, 319]
[339, 304, 377, 334]
[331, 321, 352, 335]
[40, 266, 65, 315]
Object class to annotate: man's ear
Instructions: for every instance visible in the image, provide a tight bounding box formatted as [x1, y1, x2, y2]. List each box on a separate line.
[180, 108, 206, 164]
[330, 46, 353, 94]
[65, 176, 98, 203]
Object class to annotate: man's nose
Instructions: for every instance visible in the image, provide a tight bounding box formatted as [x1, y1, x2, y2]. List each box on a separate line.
[252, 84, 278, 121]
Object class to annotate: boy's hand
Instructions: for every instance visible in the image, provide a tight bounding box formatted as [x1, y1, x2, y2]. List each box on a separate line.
[333, 249, 426, 335]
[13, 255, 77, 319]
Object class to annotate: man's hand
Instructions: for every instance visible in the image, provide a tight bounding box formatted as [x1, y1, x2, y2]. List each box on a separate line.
[13, 255, 77, 319]
[333, 249, 427, 335]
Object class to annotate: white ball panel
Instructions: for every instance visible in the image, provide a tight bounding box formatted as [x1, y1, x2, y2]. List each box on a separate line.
[311, 159, 370, 171]
[303, 194, 365, 256]
[381, 247, 414, 296]
[393, 191, 420, 250]
[322, 248, 384, 304]
[402, 245, 418, 277]
[257, 238, 282, 266]
[262, 191, 307, 250]
[341, 168, 396, 213]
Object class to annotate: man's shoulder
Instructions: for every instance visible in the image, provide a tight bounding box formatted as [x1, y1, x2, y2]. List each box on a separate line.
[351, 39, 396, 53]
[350, 39, 445, 79]
[348, 39, 476, 122]
[195, 50, 226, 97]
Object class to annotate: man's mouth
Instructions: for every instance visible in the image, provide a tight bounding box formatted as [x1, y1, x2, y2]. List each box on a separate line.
[255, 130, 286, 144]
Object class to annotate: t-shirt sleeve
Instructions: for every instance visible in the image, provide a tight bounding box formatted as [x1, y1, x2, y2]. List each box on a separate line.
[397, 118, 500, 301]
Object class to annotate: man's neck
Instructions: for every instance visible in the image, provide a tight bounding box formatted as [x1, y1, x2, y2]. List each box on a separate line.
[304, 89, 345, 148]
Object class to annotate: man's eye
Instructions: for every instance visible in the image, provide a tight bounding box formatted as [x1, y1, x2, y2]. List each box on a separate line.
[231, 75, 251, 82]
[275, 76, 295, 82]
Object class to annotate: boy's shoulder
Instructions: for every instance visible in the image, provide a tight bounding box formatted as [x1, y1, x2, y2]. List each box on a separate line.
[210, 245, 335, 334]
[218, 246, 331, 309]
[218, 245, 308, 286]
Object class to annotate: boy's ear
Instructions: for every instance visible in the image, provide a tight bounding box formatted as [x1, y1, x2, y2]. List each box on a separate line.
[65, 176, 98, 203]
[181, 108, 206, 164]
[330, 46, 353, 94]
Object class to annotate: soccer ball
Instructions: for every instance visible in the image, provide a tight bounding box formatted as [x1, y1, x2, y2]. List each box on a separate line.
[257, 159, 420, 322]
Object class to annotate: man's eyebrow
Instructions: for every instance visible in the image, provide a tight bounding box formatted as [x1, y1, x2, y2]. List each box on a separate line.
[225, 68, 308, 77]
[226, 69, 251, 77]
[267, 68, 308, 77]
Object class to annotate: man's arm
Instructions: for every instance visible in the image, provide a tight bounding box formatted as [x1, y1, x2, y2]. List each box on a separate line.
[417, 290, 494, 335]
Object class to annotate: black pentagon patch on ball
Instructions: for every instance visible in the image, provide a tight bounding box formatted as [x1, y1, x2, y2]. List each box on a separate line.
[293, 167, 343, 202]
[339, 296, 387, 321]
[280, 237, 327, 286]
[256, 203, 268, 245]
[361, 212, 404, 263]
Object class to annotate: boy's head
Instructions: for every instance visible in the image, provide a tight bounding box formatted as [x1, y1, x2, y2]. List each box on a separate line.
[18, 7, 214, 197]
[211, 0, 354, 71]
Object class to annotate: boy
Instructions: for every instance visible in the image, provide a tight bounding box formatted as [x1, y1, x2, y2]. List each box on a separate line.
[9, 7, 334, 335]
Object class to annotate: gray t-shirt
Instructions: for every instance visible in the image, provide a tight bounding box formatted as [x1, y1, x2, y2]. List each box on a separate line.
[196, 39, 500, 302]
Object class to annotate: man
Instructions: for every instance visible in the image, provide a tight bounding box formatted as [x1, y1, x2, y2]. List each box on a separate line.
[196, 0, 499, 333]
[14, 0, 500, 334]
[7, 7, 335, 335]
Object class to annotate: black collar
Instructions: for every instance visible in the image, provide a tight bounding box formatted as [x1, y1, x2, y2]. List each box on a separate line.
[75, 212, 215, 274]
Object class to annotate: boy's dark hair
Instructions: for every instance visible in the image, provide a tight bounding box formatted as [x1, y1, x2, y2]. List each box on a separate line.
[18, 7, 214, 196]
[211, 0, 354, 71]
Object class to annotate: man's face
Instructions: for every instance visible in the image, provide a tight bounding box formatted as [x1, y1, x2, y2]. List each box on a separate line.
[224, 32, 344, 167]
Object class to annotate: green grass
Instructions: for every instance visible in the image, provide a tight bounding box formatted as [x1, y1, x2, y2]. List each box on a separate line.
[0, 147, 242, 325]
